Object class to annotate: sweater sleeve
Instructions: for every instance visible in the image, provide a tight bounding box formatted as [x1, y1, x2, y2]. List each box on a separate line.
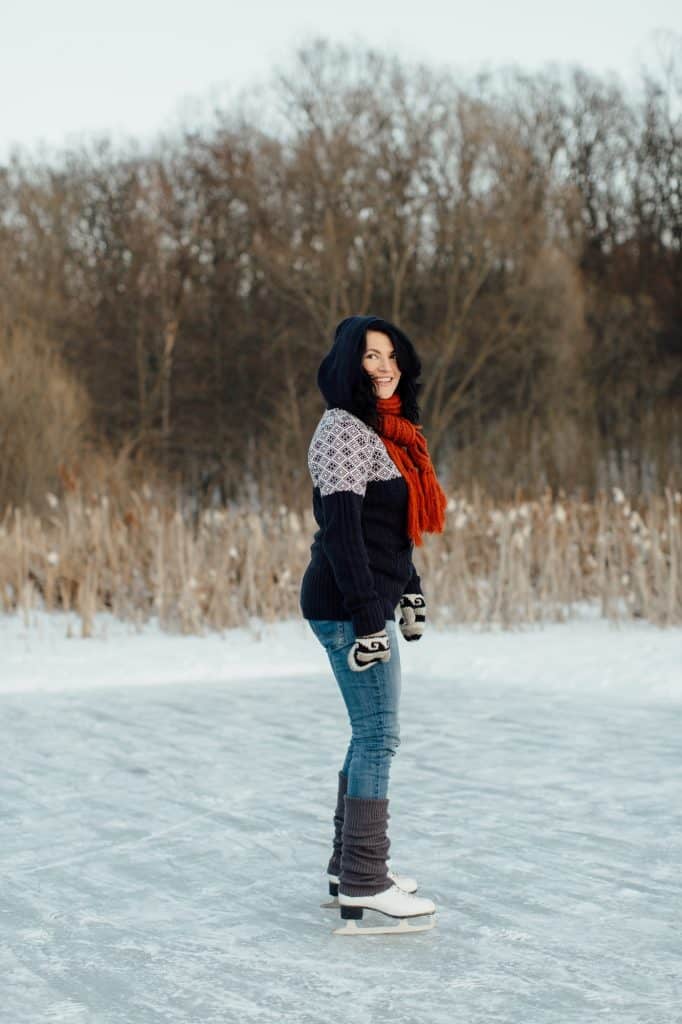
[404, 541, 424, 597]
[309, 411, 386, 637]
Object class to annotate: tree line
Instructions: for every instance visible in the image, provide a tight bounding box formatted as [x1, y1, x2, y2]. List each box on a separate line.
[1, 37, 680, 514]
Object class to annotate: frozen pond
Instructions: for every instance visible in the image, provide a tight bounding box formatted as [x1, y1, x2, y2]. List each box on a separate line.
[1, 618, 681, 1023]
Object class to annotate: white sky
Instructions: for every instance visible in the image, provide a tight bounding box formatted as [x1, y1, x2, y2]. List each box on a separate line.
[2, 0, 680, 160]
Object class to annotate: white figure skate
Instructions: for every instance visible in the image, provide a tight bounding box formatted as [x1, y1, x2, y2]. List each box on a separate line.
[333, 884, 436, 936]
[321, 868, 418, 908]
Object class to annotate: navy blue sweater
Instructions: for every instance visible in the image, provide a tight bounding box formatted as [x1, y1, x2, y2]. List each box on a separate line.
[299, 407, 423, 637]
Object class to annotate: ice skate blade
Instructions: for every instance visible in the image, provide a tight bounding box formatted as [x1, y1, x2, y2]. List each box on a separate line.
[333, 914, 436, 936]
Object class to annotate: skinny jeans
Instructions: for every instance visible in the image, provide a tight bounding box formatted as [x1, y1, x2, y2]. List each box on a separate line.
[307, 618, 401, 799]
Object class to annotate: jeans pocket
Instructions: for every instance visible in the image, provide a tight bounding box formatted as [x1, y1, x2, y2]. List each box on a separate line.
[308, 619, 349, 652]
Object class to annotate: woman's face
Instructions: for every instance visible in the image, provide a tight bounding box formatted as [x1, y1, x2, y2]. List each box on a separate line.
[362, 330, 401, 398]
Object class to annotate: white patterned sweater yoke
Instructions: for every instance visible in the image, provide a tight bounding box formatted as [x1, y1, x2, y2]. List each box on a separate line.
[299, 407, 423, 637]
[309, 407, 404, 496]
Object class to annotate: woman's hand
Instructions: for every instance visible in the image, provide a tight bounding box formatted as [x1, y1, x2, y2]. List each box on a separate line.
[396, 593, 426, 641]
[347, 629, 391, 672]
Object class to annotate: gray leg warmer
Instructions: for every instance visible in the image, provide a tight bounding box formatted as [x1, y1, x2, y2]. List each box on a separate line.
[338, 796, 394, 897]
[326, 770, 348, 876]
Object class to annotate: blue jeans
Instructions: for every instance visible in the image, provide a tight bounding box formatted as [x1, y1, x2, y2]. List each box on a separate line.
[307, 618, 401, 799]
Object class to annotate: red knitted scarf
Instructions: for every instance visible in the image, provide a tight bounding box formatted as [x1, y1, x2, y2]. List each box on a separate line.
[375, 393, 447, 547]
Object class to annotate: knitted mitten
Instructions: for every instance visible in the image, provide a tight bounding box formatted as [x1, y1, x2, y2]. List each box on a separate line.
[347, 630, 391, 671]
[396, 593, 426, 641]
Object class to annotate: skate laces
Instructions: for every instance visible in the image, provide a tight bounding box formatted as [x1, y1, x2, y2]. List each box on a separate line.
[388, 872, 411, 892]
[389, 881, 418, 899]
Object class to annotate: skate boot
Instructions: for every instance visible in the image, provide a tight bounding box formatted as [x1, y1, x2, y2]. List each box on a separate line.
[337, 884, 436, 935]
[326, 867, 418, 905]
[321, 773, 418, 908]
[333, 795, 436, 936]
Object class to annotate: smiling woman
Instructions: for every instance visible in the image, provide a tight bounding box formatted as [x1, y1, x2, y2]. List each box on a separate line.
[299, 313, 447, 935]
[361, 330, 402, 397]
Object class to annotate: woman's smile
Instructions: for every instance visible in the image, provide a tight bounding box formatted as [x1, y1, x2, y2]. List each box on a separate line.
[363, 329, 401, 395]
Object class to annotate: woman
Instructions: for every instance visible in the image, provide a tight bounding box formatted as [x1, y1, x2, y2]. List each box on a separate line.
[299, 314, 448, 934]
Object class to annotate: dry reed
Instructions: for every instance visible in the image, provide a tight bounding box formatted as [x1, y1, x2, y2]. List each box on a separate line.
[0, 476, 680, 636]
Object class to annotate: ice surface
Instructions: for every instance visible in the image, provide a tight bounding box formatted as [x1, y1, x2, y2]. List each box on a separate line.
[1, 611, 681, 1023]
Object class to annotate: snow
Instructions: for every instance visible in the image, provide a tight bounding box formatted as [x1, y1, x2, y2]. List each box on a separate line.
[1, 609, 681, 1023]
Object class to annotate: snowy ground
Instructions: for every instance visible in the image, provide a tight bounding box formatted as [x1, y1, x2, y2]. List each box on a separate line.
[1, 609, 681, 1023]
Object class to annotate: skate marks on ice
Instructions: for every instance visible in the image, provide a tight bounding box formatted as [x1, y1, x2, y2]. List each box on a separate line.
[1, 657, 682, 1022]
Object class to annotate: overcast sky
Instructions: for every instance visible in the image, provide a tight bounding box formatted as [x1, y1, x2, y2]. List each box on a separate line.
[2, 0, 680, 160]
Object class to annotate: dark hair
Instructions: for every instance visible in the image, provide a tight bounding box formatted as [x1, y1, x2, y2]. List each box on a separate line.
[317, 314, 422, 429]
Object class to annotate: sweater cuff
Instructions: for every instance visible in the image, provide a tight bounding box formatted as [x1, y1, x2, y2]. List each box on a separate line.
[351, 600, 387, 638]
[405, 565, 423, 597]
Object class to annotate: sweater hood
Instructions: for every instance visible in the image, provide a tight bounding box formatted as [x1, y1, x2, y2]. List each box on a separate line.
[317, 314, 386, 409]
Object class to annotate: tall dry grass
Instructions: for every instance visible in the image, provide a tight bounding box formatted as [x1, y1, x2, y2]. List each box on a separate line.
[1, 473, 679, 636]
[0, 325, 93, 512]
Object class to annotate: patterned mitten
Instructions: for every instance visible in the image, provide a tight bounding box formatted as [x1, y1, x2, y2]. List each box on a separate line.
[396, 593, 426, 641]
[347, 630, 391, 672]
